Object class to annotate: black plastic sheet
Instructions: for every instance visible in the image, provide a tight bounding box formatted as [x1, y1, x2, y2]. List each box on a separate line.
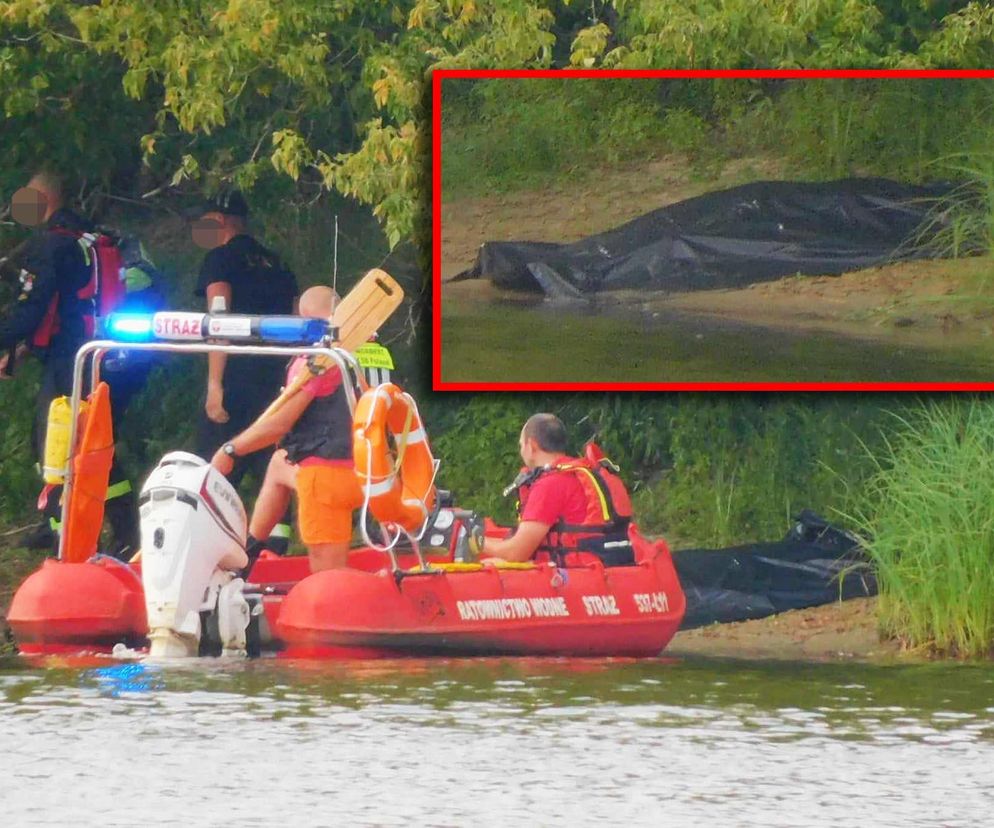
[674, 511, 877, 629]
[453, 178, 956, 295]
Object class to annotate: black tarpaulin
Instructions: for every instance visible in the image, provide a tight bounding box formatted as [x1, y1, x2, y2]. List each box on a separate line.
[453, 178, 956, 295]
[674, 511, 876, 630]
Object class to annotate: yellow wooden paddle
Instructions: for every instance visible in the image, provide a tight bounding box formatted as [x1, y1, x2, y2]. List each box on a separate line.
[333, 268, 403, 352]
[258, 268, 404, 419]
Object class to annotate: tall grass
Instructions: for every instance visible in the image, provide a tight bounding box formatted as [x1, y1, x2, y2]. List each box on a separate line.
[443, 77, 994, 210]
[910, 154, 994, 262]
[441, 78, 673, 198]
[854, 398, 994, 658]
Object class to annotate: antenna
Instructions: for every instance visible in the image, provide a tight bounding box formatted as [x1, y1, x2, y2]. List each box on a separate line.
[332, 214, 339, 293]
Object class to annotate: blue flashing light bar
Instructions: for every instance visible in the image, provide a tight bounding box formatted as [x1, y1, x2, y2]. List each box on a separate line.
[102, 312, 331, 345]
[258, 316, 330, 344]
[103, 313, 155, 341]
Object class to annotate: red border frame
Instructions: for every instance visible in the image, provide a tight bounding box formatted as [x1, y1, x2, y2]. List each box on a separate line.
[432, 69, 994, 392]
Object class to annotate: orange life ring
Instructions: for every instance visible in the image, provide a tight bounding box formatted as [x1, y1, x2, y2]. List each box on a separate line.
[353, 383, 436, 532]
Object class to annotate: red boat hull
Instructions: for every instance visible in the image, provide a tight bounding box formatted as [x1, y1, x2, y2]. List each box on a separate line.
[5, 555, 307, 656]
[7, 533, 686, 659]
[7, 557, 147, 655]
[277, 535, 686, 658]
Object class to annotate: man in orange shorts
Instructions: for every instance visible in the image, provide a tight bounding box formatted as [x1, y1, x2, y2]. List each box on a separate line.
[210, 285, 362, 572]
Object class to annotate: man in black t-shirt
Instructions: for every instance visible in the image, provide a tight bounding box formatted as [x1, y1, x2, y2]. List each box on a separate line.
[191, 192, 299, 505]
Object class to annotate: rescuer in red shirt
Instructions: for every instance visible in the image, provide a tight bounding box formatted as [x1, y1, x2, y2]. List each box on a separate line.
[481, 414, 634, 566]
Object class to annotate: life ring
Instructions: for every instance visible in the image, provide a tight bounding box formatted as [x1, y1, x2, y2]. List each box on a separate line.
[353, 383, 436, 532]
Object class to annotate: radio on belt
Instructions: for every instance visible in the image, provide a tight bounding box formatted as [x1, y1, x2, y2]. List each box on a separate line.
[104, 312, 333, 344]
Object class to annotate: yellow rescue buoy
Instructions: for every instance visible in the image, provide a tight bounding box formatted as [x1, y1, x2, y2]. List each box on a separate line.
[43, 396, 88, 485]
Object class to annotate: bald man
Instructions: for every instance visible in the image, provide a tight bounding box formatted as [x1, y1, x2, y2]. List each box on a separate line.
[211, 286, 363, 572]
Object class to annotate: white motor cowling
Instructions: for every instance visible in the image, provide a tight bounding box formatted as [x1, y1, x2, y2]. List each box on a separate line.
[139, 451, 250, 657]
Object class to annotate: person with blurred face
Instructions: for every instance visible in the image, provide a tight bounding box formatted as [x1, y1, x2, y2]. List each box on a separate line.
[0, 171, 139, 553]
[191, 191, 300, 551]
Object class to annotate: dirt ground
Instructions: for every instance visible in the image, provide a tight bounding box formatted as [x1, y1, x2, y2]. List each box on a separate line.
[668, 597, 906, 662]
[441, 155, 994, 354]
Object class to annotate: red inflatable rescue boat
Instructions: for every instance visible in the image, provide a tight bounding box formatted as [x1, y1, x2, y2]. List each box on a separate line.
[276, 527, 684, 658]
[8, 523, 685, 659]
[5, 339, 686, 659]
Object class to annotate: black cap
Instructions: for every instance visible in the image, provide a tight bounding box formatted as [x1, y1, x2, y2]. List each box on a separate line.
[191, 190, 249, 219]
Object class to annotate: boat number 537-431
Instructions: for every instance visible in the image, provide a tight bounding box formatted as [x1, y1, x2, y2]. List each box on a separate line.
[633, 592, 670, 614]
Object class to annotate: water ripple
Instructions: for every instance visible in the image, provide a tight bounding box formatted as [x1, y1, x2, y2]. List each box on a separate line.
[1, 657, 993, 826]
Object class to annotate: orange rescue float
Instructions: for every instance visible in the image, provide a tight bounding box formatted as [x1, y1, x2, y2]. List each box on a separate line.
[63, 381, 115, 562]
[353, 383, 436, 532]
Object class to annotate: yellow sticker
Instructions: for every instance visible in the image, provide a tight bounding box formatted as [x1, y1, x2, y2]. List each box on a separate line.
[354, 341, 395, 370]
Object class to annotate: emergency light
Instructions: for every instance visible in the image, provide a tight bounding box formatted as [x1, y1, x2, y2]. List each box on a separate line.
[102, 312, 332, 344]
[103, 314, 155, 341]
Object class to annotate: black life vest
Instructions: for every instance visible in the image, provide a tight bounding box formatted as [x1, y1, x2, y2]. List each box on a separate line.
[515, 452, 634, 566]
[280, 361, 357, 463]
[31, 228, 124, 349]
[31, 225, 161, 352]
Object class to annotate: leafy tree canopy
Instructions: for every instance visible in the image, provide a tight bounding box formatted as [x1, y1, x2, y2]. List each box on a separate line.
[2, 0, 993, 250]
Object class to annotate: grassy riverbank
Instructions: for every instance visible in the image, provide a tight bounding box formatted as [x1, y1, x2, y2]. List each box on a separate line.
[0, 536, 44, 656]
[855, 400, 994, 658]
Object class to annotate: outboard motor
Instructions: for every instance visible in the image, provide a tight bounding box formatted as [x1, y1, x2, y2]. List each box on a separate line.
[139, 451, 250, 657]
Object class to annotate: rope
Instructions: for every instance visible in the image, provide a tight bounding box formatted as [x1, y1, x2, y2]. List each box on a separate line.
[392, 393, 415, 475]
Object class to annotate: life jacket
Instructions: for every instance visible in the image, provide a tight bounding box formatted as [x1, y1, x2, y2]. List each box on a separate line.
[32, 229, 161, 351]
[280, 360, 358, 463]
[514, 445, 634, 567]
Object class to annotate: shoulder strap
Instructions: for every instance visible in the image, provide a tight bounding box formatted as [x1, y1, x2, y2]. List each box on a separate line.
[553, 462, 620, 525]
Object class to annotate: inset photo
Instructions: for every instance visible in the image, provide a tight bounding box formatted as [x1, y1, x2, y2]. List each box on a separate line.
[434, 72, 994, 389]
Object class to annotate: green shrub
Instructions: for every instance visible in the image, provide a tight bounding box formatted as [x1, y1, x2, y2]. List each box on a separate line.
[641, 395, 890, 546]
[0, 358, 42, 523]
[854, 398, 994, 658]
[441, 78, 669, 198]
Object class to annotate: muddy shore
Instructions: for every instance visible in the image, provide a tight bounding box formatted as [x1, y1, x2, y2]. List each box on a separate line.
[441, 155, 994, 364]
[668, 597, 905, 662]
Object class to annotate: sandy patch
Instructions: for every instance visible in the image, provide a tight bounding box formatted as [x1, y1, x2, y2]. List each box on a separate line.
[668, 597, 905, 662]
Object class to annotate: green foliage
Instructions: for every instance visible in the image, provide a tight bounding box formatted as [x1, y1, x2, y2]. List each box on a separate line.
[653, 395, 892, 546]
[853, 398, 994, 657]
[601, 0, 889, 69]
[444, 76, 994, 205]
[441, 77, 670, 197]
[0, 359, 41, 522]
[6, 1, 994, 250]
[424, 392, 894, 548]
[727, 79, 994, 183]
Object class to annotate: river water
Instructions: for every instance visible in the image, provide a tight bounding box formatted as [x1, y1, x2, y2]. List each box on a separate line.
[1, 654, 992, 827]
[439, 300, 994, 385]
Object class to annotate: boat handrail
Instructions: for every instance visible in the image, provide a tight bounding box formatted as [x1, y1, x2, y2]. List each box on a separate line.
[59, 339, 361, 561]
